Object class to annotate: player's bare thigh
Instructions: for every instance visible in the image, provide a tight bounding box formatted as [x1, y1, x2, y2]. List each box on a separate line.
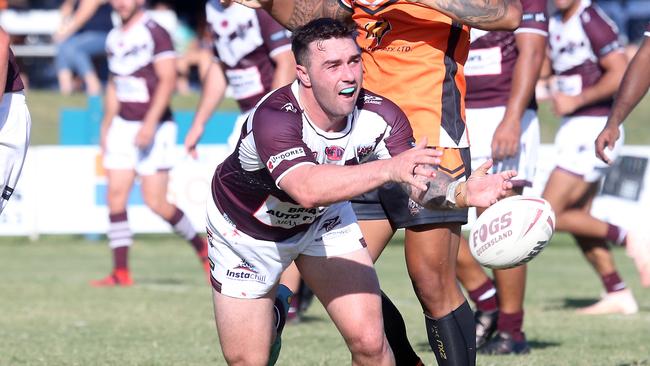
[542, 168, 594, 213]
[357, 219, 395, 262]
[295, 248, 388, 357]
[212, 288, 275, 365]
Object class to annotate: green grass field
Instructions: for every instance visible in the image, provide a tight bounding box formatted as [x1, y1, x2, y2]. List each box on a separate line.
[0, 233, 649, 366]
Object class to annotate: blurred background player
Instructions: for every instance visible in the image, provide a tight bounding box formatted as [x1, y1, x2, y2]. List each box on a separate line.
[230, 0, 523, 364]
[596, 23, 650, 165]
[92, 0, 208, 287]
[183, 0, 295, 156]
[55, 0, 113, 95]
[456, 0, 547, 355]
[0, 26, 30, 215]
[543, 0, 645, 314]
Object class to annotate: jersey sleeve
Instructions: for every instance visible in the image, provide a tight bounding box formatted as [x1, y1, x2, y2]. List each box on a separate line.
[252, 107, 317, 185]
[581, 6, 622, 58]
[645, 23, 650, 38]
[516, 0, 548, 36]
[149, 22, 176, 60]
[372, 100, 415, 160]
[257, 10, 292, 58]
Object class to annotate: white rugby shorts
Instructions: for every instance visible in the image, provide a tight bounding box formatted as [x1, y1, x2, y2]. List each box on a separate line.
[467, 106, 539, 186]
[103, 116, 177, 176]
[0, 92, 31, 213]
[554, 115, 624, 182]
[205, 198, 365, 299]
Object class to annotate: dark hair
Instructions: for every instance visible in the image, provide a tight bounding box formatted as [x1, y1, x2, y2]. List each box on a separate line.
[291, 18, 356, 66]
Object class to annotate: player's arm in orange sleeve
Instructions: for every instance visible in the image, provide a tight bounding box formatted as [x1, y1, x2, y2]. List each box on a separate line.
[226, 0, 353, 30]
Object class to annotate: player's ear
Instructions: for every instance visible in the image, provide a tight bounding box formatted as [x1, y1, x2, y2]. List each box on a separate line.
[296, 65, 311, 87]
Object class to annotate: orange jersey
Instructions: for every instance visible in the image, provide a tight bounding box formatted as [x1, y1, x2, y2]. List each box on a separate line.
[340, 0, 471, 147]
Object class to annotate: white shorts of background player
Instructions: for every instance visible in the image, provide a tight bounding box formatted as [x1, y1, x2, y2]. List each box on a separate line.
[103, 116, 177, 175]
[555, 115, 624, 182]
[0, 91, 31, 213]
[467, 106, 540, 187]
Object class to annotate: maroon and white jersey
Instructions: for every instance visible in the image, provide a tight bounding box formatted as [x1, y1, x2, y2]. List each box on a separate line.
[105, 14, 175, 123]
[206, 1, 292, 112]
[465, 0, 548, 109]
[211, 82, 414, 242]
[549, 0, 622, 117]
[5, 49, 23, 93]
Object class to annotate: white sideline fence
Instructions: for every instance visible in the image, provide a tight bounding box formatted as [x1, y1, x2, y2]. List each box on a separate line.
[1, 144, 649, 238]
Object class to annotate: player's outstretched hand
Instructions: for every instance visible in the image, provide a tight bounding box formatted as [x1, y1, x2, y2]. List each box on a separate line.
[184, 123, 205, 160]
[388, 138, 442, 192]
[595, 124, 620, 164]
[465, 159, 516, 208]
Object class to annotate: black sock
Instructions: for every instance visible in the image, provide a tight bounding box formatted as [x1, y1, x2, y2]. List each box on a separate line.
[425, 301, 476, 366]
[381, 291, 422, 366]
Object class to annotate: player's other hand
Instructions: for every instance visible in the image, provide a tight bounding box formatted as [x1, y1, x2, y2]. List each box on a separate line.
[388, 138, 442, 192]
[184, 124, 205, 160]
[595, 124, 620, 164]
[491, 117, 520, 160]
[465, 159, 516, 207]
[551, 92, 582, 116]
[223, 0, 266, 9]
[135, 124, 156, 149]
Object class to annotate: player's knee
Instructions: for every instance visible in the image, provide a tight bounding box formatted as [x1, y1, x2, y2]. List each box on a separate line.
[347, 328, 388, 360]
[222, 348, 268, 366]
[411, 270, 456, 309]
[143, 195, 169, 216]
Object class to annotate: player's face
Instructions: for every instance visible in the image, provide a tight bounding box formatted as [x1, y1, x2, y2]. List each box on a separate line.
[305, 37, 363, 121]
[553, 0, 579, 12]
[110, 0, 144, 23]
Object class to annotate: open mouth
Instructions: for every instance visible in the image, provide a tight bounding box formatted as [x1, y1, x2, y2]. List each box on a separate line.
[339, 86, 356, 97]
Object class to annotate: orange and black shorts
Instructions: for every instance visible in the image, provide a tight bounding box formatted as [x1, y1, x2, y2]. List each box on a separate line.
[351, 147, 471, 229]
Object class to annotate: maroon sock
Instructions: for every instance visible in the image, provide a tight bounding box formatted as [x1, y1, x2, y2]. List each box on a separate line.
[468, 279, 498, 312]
[191, 235, 207, 257]
[113, 246, 129, 270]
[606, 224, 627, 246]
[497, 311, 524, 342]
[601, 271, 626, 293]
[165, 207, 205, 255]
[108, 212, 131, 271]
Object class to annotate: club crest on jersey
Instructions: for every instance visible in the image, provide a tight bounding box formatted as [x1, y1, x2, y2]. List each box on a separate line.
[364, 19, 391, 49]
[325, 146, 345, 161]
[356, 145, 375, 162]
[281, 102, 297, 113]
[266, 147, 306, 172]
